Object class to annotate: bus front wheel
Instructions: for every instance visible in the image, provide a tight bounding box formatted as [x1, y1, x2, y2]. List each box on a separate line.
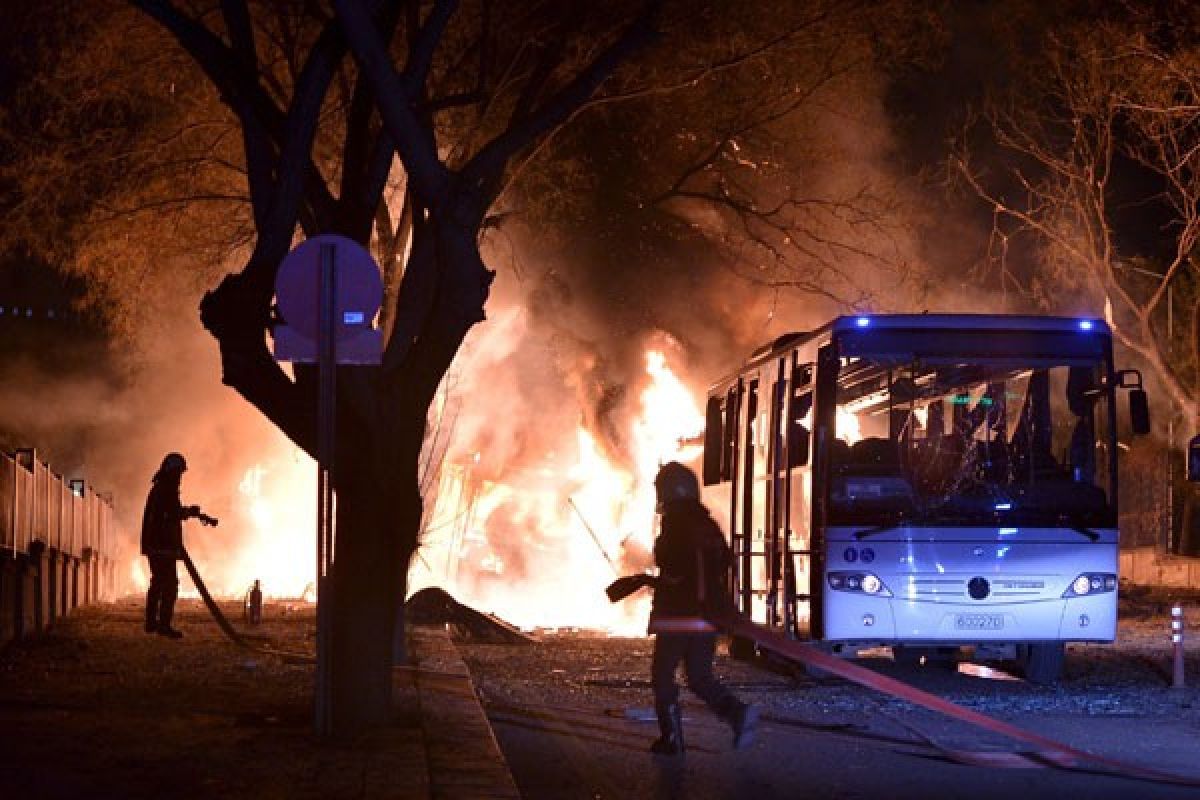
[1016, 642, 1065, 685]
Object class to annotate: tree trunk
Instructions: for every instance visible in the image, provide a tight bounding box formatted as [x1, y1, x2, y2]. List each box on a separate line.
[329, 431, 422, 735]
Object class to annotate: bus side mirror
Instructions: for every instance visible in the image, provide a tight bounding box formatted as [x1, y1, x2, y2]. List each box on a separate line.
[1189, 435, 1200, 482]
[1116, 369, 1150, 436]
[703, 396, 723, 486]
[788, 424, 811, 468]
[1129, 389, 1150, 436]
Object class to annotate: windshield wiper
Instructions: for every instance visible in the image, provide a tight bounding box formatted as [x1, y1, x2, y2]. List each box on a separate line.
[1069, 526, 1100, 542]
[853, 523, 905, 540]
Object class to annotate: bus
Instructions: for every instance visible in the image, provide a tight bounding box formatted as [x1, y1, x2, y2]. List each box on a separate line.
[701, 314, 1150, 683]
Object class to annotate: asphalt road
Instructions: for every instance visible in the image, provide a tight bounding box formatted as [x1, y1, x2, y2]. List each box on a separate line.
[460, 632, 1200, 800]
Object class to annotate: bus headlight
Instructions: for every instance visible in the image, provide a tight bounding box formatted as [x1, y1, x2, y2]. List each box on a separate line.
[828, 571, 892, 597]
[1063, 573, 1117, 597]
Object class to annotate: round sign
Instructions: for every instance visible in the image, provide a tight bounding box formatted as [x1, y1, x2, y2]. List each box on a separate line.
[275, 234, 382, 340]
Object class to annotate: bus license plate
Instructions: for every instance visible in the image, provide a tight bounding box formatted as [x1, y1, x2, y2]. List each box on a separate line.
[956, 614, 1004, 630]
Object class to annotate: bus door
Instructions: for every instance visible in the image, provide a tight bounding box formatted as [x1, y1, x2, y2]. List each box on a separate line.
[752, 353, 817, 637]
[784, 356, 815, 638]
[739, 376, 762, 620]
[810, 342, 839, 641]
[764, 358, 786, 630]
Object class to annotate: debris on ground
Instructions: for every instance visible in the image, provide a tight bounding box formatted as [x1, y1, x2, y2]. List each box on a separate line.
[406, 587, 534, 644]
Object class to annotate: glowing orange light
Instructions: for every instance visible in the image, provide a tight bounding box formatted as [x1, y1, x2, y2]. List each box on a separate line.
[410, 347, 706, 635]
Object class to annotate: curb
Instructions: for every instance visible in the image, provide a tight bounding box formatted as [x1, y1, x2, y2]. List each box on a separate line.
[409, 625, 522, 800]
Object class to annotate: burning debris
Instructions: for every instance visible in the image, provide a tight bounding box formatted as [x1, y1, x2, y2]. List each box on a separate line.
[406, 587, 533, 645]
[119, 336, 707, 641]
[408, 346, 706, 635]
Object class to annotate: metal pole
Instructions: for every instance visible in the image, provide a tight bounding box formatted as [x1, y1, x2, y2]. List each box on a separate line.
[567, 497, 620, 576]
[1172, 604, 1186, 689]
[1168, 284, 1175, 554]
[315, 243, 338, 737]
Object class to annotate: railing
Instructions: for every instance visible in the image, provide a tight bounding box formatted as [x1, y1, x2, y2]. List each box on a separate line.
[0, 448, 120, 643]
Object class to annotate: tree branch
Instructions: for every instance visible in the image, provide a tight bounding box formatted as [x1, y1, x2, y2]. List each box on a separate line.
[333, 0, 452, 211]
[461, 1, 661, 203]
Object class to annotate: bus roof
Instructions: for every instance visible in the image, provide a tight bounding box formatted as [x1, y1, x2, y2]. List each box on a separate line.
[715, 313, 1111, 391]
[830, 313, 1109, 335]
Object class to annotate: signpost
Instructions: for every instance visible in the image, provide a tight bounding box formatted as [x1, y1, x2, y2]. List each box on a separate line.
[273, 234, 383, 737]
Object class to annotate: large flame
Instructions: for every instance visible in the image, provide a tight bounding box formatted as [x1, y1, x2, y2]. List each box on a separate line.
[226, 457, 317, 598]
[411, 348, 706, 634]
[140, 347, 706, 635]
[836, 407, 863, 444]
[129, 446, 317, 601]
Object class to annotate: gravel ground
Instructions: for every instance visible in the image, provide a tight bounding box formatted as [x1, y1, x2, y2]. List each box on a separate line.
[459, 584, 1200, 799]
[464, 584, 1200, 721]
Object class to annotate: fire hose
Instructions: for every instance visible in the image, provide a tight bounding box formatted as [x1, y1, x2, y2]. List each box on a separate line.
[180, 547, 314, 664]
[608, 577, 1200, 788]
[720, 617, 1200, 786]
[182, 549, 490, 680]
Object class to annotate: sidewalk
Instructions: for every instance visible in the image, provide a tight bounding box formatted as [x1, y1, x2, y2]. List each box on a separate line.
[0, 598, 520, 799]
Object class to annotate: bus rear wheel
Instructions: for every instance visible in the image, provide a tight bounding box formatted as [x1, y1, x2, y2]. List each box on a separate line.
[1016, 642, 1065, 685]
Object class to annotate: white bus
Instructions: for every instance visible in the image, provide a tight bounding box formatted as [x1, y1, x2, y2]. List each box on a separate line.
[701, 314, 1150, 683]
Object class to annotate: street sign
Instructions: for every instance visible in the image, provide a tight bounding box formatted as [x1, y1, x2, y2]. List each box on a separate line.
[272, 234, 385, 737]
[273, 234, 383, 365]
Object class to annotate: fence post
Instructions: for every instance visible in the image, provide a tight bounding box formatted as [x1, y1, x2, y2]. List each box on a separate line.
[1171, 604, 1186, 689]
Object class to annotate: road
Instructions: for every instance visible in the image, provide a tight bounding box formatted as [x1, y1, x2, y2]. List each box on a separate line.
[459, 618, 1200, 800]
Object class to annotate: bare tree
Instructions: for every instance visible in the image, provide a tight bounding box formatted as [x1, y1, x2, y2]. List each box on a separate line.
[0, 0, 939, 736]
[958, 19, 1200, 428]
[99, 0, 658, 735]
[648, 1, 934, 310]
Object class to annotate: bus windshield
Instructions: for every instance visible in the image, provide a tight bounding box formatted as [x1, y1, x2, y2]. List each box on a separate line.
[827, 355, 1115, 528]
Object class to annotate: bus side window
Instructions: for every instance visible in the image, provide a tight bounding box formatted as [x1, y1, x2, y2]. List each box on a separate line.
[723, 388, 737, 480]
[789, 391, 813, 468]
[703, 395, 723, 486]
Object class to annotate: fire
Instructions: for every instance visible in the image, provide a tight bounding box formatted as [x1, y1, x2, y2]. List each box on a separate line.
[836, 407, 863, 444]
[226, 457, 317, 598]
[136, 344, 708, 635]
[127, 444, 317, 600]
[411, 348, 706, 634]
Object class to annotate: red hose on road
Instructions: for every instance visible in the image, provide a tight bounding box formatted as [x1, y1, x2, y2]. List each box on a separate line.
[723, 617, 1200, 787]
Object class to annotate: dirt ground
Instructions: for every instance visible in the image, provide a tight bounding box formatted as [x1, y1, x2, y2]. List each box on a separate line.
[0, 597, 426, 800]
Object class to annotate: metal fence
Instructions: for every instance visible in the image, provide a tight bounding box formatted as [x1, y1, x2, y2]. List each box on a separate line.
[1, 448, 119, 643]
[0, 449, 116, 562]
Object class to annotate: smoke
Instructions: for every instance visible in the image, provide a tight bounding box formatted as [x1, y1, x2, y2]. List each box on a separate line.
[0, 297, 314, 600]
[0, 8, 993, 629]
[403, 34, 960, 629]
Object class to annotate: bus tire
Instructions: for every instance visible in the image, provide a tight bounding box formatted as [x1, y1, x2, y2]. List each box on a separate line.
[1017, 642, 1064, 685]
[729, 635, 757, 661]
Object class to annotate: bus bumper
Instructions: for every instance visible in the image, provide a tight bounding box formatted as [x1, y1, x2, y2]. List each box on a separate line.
[823, 592, 1117, 643]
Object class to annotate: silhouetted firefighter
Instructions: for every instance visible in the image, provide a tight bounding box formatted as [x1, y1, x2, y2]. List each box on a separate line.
[644, 461, 757, 755]
[141, 453, 216, 639]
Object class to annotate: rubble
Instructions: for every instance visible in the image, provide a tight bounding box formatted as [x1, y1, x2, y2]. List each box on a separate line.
[405, 587, 534, 645]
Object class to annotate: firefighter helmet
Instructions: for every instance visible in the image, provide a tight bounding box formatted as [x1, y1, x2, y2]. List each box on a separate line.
[654, 461, 699, 510]
[159, 452, 187, 474]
